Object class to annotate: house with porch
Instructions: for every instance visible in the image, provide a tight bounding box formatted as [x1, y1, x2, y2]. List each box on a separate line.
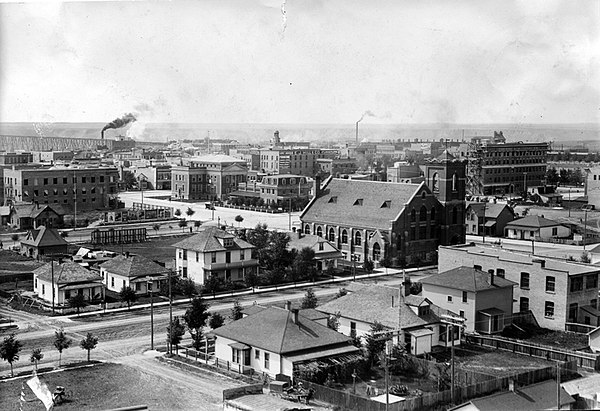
[9, 204, 64, 230]
[465, 202, 515, 238]
[172, 226, 258, 285]
[33, 261, 105, 306]
[210, 305, 361, 380]
[504, 215, 570, 242]
[316, 283, 462, 355]
[287, 230, 343, 270]
[420, 267, 516, 334]
[100, 253, 170, 294]
[20, 226, 69, 259]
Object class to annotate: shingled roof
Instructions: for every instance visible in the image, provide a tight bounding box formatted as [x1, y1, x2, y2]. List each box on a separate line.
[466, 202, 514, 219]
[317, 284, 452, 330]
[505, 215, 563, 229]
[211, 306, 355, 355]
[420, 267, 516, 292]
[34, 261, 102, 284]
[100, 254, 169, 278]
[20, 226, 69, 248]
[301, 178, 425, 229]
[12, 204, 63, 219]
[171, 226, 254, 253]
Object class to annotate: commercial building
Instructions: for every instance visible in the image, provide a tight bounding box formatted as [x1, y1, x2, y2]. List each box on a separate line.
[316, 158, 359, 178]
[467, 132, 549, 196]
[585, 164, 600, 209]
[438, 243, 600, 330]
[3, 165, 119, 211]
[233, 174, 312, 206]
[171, 155, 248, 201]
[31, 151, 74, 164]
[259, 147, 322, 177]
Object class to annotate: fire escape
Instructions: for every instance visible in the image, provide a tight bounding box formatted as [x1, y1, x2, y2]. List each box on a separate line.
[466, 140, 483, 196]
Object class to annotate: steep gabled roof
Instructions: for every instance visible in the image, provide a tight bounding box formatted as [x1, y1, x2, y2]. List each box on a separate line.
[421, 266, 517, 292]
[20, 226, 69, 248]
[100, 254, 169, 278]
[33, 261, 103, 284]
[316, 284, 451, 330]
[505, 215, 562, 229]
[211, 306, 354, 354]
[466, 202, 514, 219]
[171, 226, 254, 253]
[301, 178, 426, 229]
[12, 204, 63, 219]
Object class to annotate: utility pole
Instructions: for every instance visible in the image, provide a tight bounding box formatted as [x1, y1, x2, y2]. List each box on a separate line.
[168, 269, 173, 355]
[583, 209, 588, 250]
[73, 171, 77, 230]
[288, 197, 292, 231]
[147, 278, 154, 350]
[440, 315, 466, 406]
[556, 361, 561, 411]
[482, 203, 486, 244]
[51, 258, 55, 315]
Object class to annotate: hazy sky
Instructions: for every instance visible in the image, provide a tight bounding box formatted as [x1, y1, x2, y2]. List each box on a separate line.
[1, 0, 598, 125]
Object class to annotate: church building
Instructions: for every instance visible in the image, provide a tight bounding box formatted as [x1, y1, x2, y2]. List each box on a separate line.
[300, 152, 466, 266]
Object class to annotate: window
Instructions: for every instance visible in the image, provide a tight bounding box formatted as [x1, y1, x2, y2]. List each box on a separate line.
[264, 353, 270, 369]
[519, 297, 529, 312]
[328, 228, 335, 242]
[350, 321, 356, 337]
[225, 252, 231, 263]
[372, 243, 381, 261]
[196, 252, 199, 262]
[568, 303, 578, 322]
[353, 199, 363, 206]
[182, 250, 187, 260]
[316, 226, 323, 237]
[341, 230, 348, 244]
[430, 208, 436, 221]
[459, 310, 465, 318]
[586, 275, 598, 289]
[474, 265, 482, 271]
[182, 267, 187, 278]
[452, 173, 457, 191]
[545, 301, 554, 318]
[211, 252, 217, 263]
[520, 272, 530, 289]
[304, 224, 311, 235]
[232, 348, 241, 364]
[591, 299, 597, 309]
[546, 276, 555, 293]
[35, 278, 37, 288]
[410, 209, 416, 222]
[354, 231, 361, 246]
[24, 179, 28, 186]
[570, 277, 583, 292]
[111, 277, 114, 287]
[552, 227, 558, 236]
[63, 177, 67, 184]
[420, 206, 427, 221]
[319, 242, 324, 251]
[447, 295, 453, 302]
[42, 284, 45, 294]
[462, 291, 467, 303]
[255, 349, 260, 360]
[240, 250, 245, 260]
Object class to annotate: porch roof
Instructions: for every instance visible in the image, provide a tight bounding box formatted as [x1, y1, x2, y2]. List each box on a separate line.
[408, 328, 434, 337]
[61, 282, 104, 290]
[478, 307, 504, 316]
[285, 344, 360, 364]
[229, 342, 251, 350]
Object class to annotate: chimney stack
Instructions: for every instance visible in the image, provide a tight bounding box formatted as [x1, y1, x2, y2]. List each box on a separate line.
[355, 121, 359, 143]
[489, 269, 495, 286]
[292, 308, 299, 324]
[285, 301, 291, 311]
[125, 251, 130, 258]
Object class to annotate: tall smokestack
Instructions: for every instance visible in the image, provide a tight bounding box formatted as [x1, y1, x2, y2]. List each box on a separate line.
[355, 121, 359, 143]
[355, 110, 375, 144]
[101, 130, 104, 140]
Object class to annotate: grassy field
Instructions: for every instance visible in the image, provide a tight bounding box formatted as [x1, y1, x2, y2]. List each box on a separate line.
[454, 345, 555, 377]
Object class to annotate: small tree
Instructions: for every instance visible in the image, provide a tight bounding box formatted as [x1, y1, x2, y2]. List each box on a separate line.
[152, 224, 160, 233]
[11, 234, 19, 243]
[180, 278, 198, 300]
[194, 220, 202, 231]
[174, 208, 182, 217]
[380, 256, 392, 274]
[235, 215, 244, 227]
[79, 332, 98, 362]
[167, 317, 186, 354]
[0, 334, 23, 377]
[54, 328, 72, 367]
[327, 312, 341, 331]
[60, 231, 69, 238]
[365, 321, 388, 367]
[68, 293, 86, 315]
[230, 299, 244, 321]
[119, 286, 138, 310]
[183, 297, 210, 351]
[581, 252, 591, 264]
[336, 288, 348, 299]
[301, 288, 318, 309]
[178, 219, 188, 232]
[209, 312, 225, 329]
[186, 207, 195, 219]
[363, 259, 374, 273]
[30, 348, 43, 371]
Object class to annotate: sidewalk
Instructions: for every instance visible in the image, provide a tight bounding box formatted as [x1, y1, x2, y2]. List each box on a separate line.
[64, 265, 436, 320]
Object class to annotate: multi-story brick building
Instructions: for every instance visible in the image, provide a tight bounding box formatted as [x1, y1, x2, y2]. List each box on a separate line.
[301, 152, 466, 266]
[316, 158, 359, 178]
[0, 152, 33, 165]
[130, 164, 172, 190]
[438, 243, 600, 330]
[259, 147, 322, 177]
[31, 151, 74, 164]
[234, 174, 312, 206]
[3, 165, 119, 211]
[172, 226, 258, 285]
[467, 132, 549, 196]
[171, 155, 248, 201]
[585, 164, 600, 210]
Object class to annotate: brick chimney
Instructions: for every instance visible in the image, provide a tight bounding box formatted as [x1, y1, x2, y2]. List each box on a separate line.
[292, 308, 299, 324]
[285, 301, 291, 311]
[488, 269, 495, 286]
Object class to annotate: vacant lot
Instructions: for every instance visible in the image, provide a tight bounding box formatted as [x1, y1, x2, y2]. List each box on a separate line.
[1, 360, 239, 411]
[455, 345, 554, 377]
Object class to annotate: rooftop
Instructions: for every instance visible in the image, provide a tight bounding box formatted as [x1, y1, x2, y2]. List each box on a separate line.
[20, 226, 69, 248]
[505, 215, 563, 229]
[34, 261, 103, 285]
[100, 254, 170, 278]
[421, 266, 517, 292]
[466, 202, 514, 219]
[171, 226, 254, 253]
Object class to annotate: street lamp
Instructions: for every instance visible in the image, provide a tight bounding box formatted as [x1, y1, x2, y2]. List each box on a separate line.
[147, 277, 154, 350]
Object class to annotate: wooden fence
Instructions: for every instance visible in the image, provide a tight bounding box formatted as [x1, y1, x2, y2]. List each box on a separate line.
[465, 333, 600, 370]
[298, 361, 577, 411]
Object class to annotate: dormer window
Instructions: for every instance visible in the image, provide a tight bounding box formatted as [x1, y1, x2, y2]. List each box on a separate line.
[418, 305, 430, 316]
[223, 238, 234, 247]
[353, 199, 363, 206]
[328, 196, 337, 204]
[381, 200, 391, 208]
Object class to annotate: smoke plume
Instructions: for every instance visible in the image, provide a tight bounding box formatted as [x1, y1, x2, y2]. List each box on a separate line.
[101, 113, 137, 133]
[357, 110, 376, 123]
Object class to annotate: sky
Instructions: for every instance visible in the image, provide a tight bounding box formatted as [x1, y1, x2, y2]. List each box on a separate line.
[0, 0, 599, 126]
